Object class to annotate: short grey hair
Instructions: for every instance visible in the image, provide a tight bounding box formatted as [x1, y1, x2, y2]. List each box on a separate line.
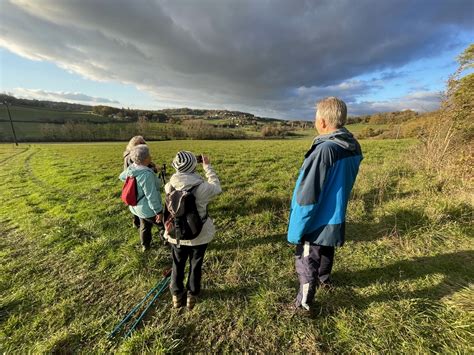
[130, 144, 150, 165]
[316, 97, 347, 128]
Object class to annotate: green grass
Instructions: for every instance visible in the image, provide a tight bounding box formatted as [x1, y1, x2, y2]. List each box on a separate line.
[0, 139, 472, 353]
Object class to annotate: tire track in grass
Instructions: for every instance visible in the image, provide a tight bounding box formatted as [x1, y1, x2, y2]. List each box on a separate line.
[24, 149, 52, 191]
[23, 148, 111, 202]
[0, 145, 30, 166]
[24, 148, 88, 201]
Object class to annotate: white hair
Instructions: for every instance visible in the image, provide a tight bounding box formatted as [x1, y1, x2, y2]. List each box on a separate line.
[130, 144, 150, 165]
[124, 135, 146, 156]
[316, 97, 347, 128]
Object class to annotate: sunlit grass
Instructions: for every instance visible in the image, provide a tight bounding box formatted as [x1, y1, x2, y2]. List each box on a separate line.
[0, 139, 472, 352]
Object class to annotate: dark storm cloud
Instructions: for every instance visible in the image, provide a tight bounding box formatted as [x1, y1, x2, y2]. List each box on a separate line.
[0, 0, 472, 117]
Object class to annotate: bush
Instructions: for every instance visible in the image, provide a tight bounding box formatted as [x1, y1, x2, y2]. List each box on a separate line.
[261, 125, 289, 137]
[33, 121, 247, 142]
[357, 127, 385, 139]
[412, 44, 473, 184]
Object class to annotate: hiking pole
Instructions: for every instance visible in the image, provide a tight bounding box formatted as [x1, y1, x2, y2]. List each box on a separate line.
[124, 273, 171, 338]
[108, 275, 169, 339]
[108, 269, 172, 339]
[160, 163, 167, 185]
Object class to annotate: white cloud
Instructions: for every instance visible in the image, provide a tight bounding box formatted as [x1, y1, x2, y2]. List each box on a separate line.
[350, 91, 443, 116]
[9, 88, 120, 105]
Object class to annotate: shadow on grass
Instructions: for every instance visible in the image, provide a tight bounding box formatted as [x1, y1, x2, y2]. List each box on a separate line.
[348, 201, 474, 243]
[347, 207, 430, 243]
[203, 282, 262, 302]
[216, 194, 290, 218]
[326, 250, 474, 311]
[211, 233, 286, 252]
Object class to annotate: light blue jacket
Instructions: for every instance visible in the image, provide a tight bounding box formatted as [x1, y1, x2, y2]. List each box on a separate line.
[119, 164, 162, 219]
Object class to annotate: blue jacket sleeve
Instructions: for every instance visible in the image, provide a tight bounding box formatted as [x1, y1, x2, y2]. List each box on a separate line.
[287, 144, 332, 244]
[119, 170, 127, 182]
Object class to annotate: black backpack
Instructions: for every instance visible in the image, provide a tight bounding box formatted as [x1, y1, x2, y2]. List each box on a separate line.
[164, 184, 206, 243]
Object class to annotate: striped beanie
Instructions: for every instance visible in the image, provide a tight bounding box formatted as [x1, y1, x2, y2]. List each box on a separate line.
[172, 151, 197, 173]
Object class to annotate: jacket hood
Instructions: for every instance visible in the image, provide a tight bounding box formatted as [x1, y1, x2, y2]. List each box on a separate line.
[169, 172, 203, 190]
[126, 164, 154, 177]
[313, 127, 358, 151]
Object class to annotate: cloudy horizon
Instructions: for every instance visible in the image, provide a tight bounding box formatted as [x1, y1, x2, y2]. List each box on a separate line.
[1, 0, 472, 119]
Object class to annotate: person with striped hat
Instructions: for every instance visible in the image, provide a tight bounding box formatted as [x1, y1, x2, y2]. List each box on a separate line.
[164, 151, 222, 309]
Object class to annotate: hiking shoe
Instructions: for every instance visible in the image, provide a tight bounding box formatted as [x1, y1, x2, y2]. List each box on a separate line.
[187, 295, 197, 310]
[172, 293, 186, 308]
[319, 280, 335, 290]
[285, 302, 313, 318]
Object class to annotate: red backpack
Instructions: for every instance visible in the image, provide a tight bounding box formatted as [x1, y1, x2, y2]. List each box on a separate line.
[121, 176, 139, 206]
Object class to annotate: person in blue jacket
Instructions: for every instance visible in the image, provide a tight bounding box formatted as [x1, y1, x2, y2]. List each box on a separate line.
[287, 97, 363, 311]
[119, 144, 163, 251]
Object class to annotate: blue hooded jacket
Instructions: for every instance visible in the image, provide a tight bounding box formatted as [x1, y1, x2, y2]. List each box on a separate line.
[119, 164, 162, 219]
[287, 127, 363, 246]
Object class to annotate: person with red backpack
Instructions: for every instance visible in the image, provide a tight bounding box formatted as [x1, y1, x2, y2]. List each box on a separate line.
[119, 144, 163, 251]
[164, 151, 221, 310]
[123, 136, 159, 229]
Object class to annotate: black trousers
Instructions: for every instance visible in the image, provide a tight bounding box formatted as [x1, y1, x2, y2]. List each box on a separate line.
[170, 243, 208, 296]
[133, 215, 141, 228]
[139, 217, 162, 248]
[295, 243, 335, 309]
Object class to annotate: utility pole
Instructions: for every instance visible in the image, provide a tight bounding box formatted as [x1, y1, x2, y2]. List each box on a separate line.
[3, 101, 18, 146]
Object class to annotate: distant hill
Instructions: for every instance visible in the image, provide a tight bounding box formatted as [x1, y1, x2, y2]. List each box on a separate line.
[0, 93, 92, 112]
[0, 94, 308, 142]
[0, 94, 440, 142]
[0, 94, 285, 125]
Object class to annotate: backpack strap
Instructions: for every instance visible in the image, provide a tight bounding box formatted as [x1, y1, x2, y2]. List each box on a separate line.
[187, 183, 208, 222]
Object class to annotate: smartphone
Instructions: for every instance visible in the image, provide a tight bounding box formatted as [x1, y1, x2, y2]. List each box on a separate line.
[196, 155, 203, 163]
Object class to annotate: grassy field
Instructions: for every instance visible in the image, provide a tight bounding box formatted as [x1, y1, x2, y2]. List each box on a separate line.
[0, 138, 472, 353]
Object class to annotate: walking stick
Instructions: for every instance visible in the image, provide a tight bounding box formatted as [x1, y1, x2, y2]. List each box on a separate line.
[160, 163, 167, 185]
[124, 276, 171, 338]
[108, 269, 172, 339]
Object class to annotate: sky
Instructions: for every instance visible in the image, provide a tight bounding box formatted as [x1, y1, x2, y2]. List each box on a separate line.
[0, 0, 472, 120]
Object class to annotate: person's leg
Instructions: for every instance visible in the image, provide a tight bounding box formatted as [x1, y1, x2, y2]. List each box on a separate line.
[133, 214, 140, 229]
[186, 244, 208, 296]
[139, 218, 153, 249]
[318, 245, 335, 284]
[170, 245, 190, 296]
[294, 242, 320, 310]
